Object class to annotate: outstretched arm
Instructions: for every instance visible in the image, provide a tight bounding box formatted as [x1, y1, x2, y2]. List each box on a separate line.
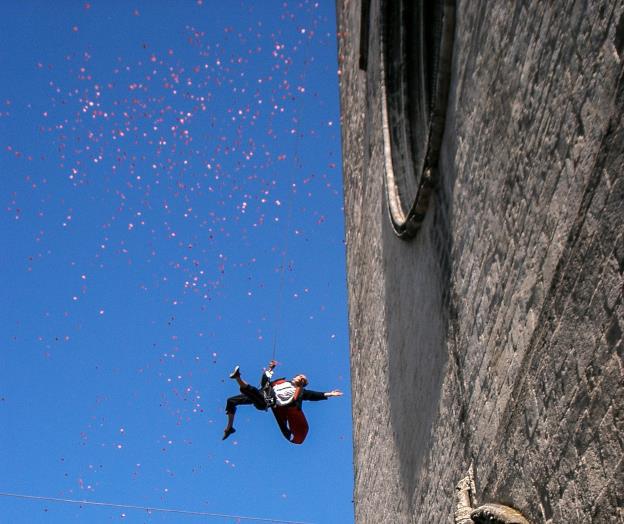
[301, 389, 343, 401]
[324, 389, 343, 398]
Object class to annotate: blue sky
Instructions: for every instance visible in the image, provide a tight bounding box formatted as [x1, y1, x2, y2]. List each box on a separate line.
[0, 1, 352, 522]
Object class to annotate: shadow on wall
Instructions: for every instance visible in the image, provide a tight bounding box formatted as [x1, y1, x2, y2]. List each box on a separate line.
[380, 0, 459, 509]
[383, 124, 456, 508]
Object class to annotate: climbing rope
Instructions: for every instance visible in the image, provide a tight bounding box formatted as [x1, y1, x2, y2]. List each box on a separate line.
[0, 492, 313, 524]
[271, 156, 298, 362]
[270, 24, 312, 362]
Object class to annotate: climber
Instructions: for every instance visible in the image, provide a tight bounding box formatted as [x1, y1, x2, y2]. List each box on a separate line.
[222, 361, 343, 441]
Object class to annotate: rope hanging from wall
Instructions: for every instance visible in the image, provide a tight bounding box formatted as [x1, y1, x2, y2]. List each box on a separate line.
[0, 491, 313, 524]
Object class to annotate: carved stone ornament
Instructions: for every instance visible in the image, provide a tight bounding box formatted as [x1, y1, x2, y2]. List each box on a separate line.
[454, 466, 530, 524]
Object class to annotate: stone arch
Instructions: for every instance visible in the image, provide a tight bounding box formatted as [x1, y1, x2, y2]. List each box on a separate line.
[380, 0, 456, 238]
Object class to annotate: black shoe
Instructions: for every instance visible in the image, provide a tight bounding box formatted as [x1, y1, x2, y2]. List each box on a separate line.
[222, 427, 236, 440]
[229, 365, 240, 379]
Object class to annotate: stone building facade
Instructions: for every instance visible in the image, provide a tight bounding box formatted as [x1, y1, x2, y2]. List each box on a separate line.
[337, 1, 624, 522]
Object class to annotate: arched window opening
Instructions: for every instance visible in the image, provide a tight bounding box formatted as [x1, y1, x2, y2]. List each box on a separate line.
[381, 0, 455, 238]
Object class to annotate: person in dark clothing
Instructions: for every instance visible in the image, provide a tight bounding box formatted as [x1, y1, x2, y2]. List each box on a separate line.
[222, 361, 343, 440]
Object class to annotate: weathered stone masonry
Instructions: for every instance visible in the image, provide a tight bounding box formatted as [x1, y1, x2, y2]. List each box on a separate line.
[338, 1, 624, 522]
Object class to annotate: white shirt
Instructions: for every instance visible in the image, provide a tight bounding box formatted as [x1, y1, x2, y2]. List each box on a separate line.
[272, 380, 298, 406]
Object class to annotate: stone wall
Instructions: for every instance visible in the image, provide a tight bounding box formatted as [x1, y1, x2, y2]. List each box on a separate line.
[338, 0, 624, 522]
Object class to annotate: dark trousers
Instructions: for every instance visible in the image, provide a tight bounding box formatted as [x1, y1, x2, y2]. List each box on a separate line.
[225, 384, 268, 414]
